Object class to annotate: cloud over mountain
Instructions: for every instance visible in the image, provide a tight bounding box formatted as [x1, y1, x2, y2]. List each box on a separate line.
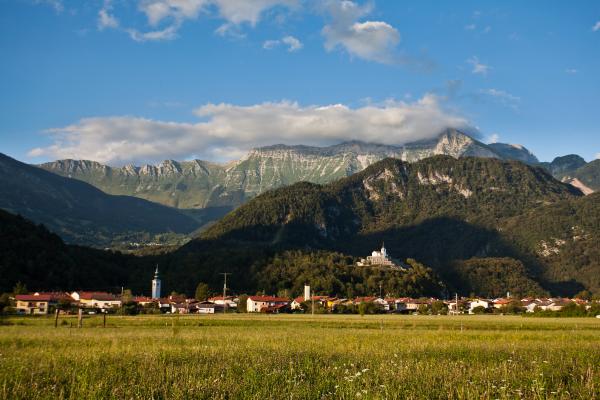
[29, 95, 469, 165]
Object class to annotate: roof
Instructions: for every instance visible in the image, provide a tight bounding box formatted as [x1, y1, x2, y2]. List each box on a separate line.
[77, 292, 119, 301]
[133, 296, 154, 303]
[353, 296, 378, 303]
[16, 292, 71, 302]
[208, 296, 235, 301]
[248, 296, 290, 302]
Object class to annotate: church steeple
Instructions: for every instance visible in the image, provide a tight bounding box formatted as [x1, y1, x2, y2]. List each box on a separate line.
[151, 265, 161, 299]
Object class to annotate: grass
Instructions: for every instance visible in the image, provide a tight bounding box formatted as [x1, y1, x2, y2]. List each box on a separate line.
[0, 314, 599, 399]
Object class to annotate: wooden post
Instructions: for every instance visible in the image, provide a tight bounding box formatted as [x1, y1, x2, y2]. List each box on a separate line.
[54, 309, 60, 328]
[103, 312, 106, 328]
[78, 308, 83, 328]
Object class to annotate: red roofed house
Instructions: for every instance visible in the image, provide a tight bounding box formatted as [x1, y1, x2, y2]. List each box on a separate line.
[71, 291, 121, 311]
[15, 292, 72, 315]
[247, 296, 290, 313]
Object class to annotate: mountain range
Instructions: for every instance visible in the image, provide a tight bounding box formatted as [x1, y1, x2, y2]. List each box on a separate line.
[1, 149, 599, 298]
[39, 129, 599, 216]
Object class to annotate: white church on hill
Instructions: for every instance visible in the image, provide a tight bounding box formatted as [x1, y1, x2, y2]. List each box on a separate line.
[357, 243, 398, 268]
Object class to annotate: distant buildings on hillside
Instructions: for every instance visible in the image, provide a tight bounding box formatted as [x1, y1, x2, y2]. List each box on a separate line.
[357, 243, 403, 269]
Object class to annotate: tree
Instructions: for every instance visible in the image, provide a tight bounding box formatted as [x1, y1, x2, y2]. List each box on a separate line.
[471, 306, 487, 315]
[430, 300, 447, 315]
[13, 282, 27, 295]
[237, 294, 248, 313]
[0, 293, 13, 314]
[574, 290, 592, 301]
[195, 283, 210, 301]
[121, 289, 133, 303]
[417, 304, 430, 315]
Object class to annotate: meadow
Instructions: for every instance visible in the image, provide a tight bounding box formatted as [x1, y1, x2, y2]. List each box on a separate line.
[0, 314, 599, 399]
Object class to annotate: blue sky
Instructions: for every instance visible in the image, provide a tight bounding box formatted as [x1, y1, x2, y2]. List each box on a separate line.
[1, 0, 599, 165]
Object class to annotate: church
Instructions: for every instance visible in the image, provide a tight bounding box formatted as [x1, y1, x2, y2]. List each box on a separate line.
[357, 243, 397, 268]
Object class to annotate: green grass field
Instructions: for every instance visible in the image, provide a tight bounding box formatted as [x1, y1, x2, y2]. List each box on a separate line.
[1, 314, 599, 399]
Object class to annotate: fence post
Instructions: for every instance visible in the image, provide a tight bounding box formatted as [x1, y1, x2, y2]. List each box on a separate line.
[54, 309, 59, 328]
[78, 308, 83, 328]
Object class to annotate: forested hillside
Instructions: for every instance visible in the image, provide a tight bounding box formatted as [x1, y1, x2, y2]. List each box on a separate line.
[0, 153, 199, 247]
[0, 209, 152, 293]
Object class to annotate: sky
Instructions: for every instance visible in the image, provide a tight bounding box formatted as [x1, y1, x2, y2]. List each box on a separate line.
[1, 0, 599, 165]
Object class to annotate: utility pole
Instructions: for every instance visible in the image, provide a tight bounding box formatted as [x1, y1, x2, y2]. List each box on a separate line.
[455, 293, 459, 315]
[220, 273, 231, 314]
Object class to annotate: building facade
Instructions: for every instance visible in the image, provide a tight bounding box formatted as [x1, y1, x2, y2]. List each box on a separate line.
[357, 243, 396, 267]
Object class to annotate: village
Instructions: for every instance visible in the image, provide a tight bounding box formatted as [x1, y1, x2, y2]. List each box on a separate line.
[11, 287, 600, 317]
[6, 252, 600, 318]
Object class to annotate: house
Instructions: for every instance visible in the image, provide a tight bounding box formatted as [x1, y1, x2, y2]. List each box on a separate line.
[208, 296, 237, 309]
[171, 302, 195, 314]
[291, 296, 305, 311]
[71, 292, 122, 311]
[468, 299, 491, 314]
[14, 292, 71, 315]
[157, 298, 172, 313]
[132, 296, 155, 306]
[246, 296, 290, 313]
[546, 298, 571, 311]
[197, 301, 224, 314]
[493, 298, 512, 309]
[395, 298, 428, 313]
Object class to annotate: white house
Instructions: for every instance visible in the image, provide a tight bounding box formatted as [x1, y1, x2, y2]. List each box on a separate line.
[246, 296, 290, 313]
[468, 299, 491, 314]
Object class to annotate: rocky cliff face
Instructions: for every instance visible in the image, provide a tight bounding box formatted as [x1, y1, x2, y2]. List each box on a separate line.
[40, 129, 539, 210]
[488, 143, 540, 164]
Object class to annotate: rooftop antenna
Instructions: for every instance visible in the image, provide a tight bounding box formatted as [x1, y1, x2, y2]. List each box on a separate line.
[220, 272, 231, 314]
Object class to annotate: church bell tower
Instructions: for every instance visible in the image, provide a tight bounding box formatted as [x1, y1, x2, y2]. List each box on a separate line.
[151, 265, 161, 299]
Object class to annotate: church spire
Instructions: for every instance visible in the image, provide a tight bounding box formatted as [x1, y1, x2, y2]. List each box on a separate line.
[152, 264, 161, 299]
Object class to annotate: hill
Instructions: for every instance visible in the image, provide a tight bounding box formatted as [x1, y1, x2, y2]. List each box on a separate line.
[0, 209, 152, 293]
[201, 156, 581, 243]
[0, 153, 200, 247]
[189, 156, 597, 296]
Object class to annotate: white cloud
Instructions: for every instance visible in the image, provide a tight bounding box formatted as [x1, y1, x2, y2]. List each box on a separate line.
[30, 95, 469, 165]
[464, 24, 476, 31]
[263, 35, 303, 51]
[212, 0, 298, 26]
[138, 0, 208, 26]
[595, 152, 600, 160]
[127, 25, 180, 42]
[321, 0, 400, 64]
[480, 88, 520, 110]
[565, 68, 578, 74]
[593, 21, 600, 32]
[467, 56, 491, 76]
[282, 35, 303, 51]
[98, 1, 119, 31]
[487, 133, 500, 144]
[131, 0, 297, 41]
[263, 39, 280, 49]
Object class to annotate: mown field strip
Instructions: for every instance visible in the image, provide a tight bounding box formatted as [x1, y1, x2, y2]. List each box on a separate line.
[1, 315, 599, 399]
